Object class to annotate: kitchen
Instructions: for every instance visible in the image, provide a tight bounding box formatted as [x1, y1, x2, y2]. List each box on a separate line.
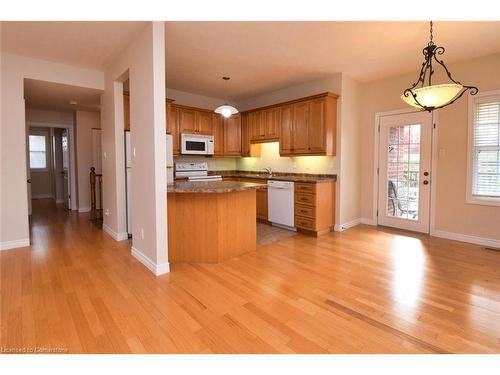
[153, 89, 338, 264]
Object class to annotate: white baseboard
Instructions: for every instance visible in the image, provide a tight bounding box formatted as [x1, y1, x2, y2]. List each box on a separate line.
[78, 207, 91, 213]
[360, 217, 376, 225]
[0, 238, 30, 251]
[31, 194, 53, 199]
[431, 229, 500, 249]
[102, 223, 129, 241]
[334, 218, 362, 232]
[56, 199, 64, 204]
[131, 247, 170, 276]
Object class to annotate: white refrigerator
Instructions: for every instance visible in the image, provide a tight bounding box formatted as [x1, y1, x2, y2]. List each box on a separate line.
[125, 132, 174, 237]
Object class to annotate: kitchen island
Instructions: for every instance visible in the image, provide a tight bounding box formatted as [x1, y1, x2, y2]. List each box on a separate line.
[167, 180, 266, 264]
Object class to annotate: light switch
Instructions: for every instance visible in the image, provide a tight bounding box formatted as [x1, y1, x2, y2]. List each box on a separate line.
[133, 147, 136, 157]
[103, 151, 107, 159]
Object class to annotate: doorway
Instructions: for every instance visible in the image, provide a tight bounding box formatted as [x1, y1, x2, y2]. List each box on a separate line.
[376, 111, 433, 233]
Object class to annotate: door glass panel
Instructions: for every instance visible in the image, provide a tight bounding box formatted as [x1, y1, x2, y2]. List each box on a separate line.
[386, 123, 421, 220]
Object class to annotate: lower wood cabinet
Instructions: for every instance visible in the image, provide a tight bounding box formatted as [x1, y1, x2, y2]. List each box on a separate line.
[223, 177, 268, 221]
[294, 181, 335, 236]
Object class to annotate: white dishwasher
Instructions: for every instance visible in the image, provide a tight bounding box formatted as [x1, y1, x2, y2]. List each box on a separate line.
[267, 180, 296, 230]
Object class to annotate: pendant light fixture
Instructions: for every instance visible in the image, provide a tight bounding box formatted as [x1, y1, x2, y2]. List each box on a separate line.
[402, 21, 478, 112]
[214, 76, 239, 118]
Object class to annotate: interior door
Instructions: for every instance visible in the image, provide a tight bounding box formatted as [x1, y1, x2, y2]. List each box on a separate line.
[377, 111, 432, 233]
[61, 128, 70, 209]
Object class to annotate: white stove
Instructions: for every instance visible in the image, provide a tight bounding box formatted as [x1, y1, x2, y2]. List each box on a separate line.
[175, 162, 222, 181]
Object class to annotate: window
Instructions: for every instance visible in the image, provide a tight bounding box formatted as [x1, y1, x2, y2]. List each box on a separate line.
[29, 134, 48, 169]
[467, 91, 500, 205]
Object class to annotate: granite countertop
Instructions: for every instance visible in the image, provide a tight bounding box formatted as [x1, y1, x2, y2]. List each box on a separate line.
[210, 170, 337, 183]
[167, 180, 267, 193]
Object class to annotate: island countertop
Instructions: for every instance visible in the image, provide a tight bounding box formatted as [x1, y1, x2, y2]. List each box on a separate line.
[167, 180, 267, 193]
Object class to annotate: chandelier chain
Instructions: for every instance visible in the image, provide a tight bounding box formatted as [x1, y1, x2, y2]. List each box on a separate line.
[429, 21, 434, 45]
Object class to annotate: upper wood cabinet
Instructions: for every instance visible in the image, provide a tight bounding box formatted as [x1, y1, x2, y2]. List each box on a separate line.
[223, 114, 241, 156]
[263, 107, 280, 140]
[248, 109, 279, 142]
[167, 101, 180, 156]
[241, 113, 250, 156]
[196, 111, 213, 135]
[178, 108, 197, 134]
[212, 113, 224, 156]
[281, 93, 337, 156]
[123, 93, 130, 130]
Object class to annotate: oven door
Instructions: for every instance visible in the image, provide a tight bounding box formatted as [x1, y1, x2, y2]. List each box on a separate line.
[181, 135, 208, 155]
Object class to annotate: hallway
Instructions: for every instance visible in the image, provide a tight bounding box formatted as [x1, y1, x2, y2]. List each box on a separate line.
[1, 199, 500, 353]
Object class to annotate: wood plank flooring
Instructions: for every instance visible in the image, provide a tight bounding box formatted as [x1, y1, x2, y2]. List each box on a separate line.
[1, 198, 499, 353]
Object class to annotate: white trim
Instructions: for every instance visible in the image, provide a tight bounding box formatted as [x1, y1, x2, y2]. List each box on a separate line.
[466, 90, 500, 207]
[102, 223, 129, 241]
[131, 247, 170, 276]
[31, 194, 54, 199]
[334, 218, 362, 232]
[431, 229, 500, 249]
[55, 199, 64, 204]
[360, 217, 376, 225]
[1, 238, 30, 251]
[373, 108, 438, 234]
[78, 207, 91, 213]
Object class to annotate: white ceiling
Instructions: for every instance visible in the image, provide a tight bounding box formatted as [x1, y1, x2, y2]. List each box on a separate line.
[3, 21, 500, 103]
[2, 21, 148, 70]
[24, 79, 102, 112]
[165, 21, 500, 100]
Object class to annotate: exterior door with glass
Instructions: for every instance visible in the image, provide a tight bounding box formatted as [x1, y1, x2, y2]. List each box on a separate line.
[377, 111, 433, 233]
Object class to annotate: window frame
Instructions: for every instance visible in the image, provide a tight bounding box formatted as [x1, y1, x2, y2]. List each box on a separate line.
[29, 131, 49, 172]
[466, 89, 500, 207]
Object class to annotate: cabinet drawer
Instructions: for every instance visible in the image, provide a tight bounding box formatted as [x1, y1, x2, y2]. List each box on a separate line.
[295, 183, 316, 194]
[295, 216, 316, 230]
[295, 204, 315, 219]
[295, 192, 316, 206]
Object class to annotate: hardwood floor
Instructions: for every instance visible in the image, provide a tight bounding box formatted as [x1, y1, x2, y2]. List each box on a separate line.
[1, 198, 499, 353]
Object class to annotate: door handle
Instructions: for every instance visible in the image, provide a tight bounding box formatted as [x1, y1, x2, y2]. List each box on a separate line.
[27, 179, 31, 183]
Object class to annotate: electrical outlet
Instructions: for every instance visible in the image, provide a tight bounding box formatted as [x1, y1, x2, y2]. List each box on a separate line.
[141, 228, 144, 240]
[104, 209, 110, 216]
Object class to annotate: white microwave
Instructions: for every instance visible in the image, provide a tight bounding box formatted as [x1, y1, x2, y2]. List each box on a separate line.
[181, 133, 214, 155]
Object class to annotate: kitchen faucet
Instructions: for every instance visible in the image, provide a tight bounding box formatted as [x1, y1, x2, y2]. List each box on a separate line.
[263, 167, 272, 176]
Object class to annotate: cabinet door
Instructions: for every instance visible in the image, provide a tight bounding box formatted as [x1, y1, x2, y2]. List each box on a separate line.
[178, 108, 197, 134]
[196, 111, 213, 135]
[256, 188, 268, 220]
[263, 107, 280, 139]
[223, 114, 241, 156]
[212, 113, 224, 156]
[168, 105, 180, 155]
[292, 101, 309, 153]
[249, 111, 264, 141]
[308, 98, 326, 152]
[241, 113, 250, 156]
[279, 104, 293, 154]
[123, 94, 130, 130]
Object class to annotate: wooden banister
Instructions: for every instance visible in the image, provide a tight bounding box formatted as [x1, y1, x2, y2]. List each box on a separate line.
[90, 167, 103, 222]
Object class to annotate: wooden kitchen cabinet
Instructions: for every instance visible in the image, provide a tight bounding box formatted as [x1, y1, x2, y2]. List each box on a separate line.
[196, 111, 213, 135]
[223, 114, 242, 156]
[212, 113, 224, 156]
[263, 107, 280, 140]
[249, 111, 264, 141]
[178, 107, 197, 134]
[282, 93, 337, 156]
[294, 181, 335, 236]
[167, 102, 180, 156]
[123, 93, 130, 130]
[256, 188, 268, 221]
[248, 108, 279, 142]
[241, 112, 250, 156]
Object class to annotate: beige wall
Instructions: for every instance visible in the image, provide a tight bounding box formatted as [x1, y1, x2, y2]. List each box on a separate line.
[75, 110, 100, 212]
[360, 52, 500, 241]
[1, 52, 103, 248]
[101, 22, 167, 273]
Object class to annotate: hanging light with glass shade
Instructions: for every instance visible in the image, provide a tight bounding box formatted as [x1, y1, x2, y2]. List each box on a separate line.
[402, 21, 478, 112]
[214, 76, 239, 118]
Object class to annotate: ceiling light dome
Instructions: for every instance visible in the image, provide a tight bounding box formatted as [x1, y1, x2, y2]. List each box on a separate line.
[215, 104, 238, 118]
[402, 21, 477, 112]
[214, 76, 239, 117]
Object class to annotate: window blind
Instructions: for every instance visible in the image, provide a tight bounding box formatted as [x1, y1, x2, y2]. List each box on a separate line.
[473, 101, 500, 197]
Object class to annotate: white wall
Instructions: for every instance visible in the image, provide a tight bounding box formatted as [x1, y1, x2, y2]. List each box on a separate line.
[75, 110, 101, 212]
[101, 22, 168, 274]
[0, 53, 103, 249]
